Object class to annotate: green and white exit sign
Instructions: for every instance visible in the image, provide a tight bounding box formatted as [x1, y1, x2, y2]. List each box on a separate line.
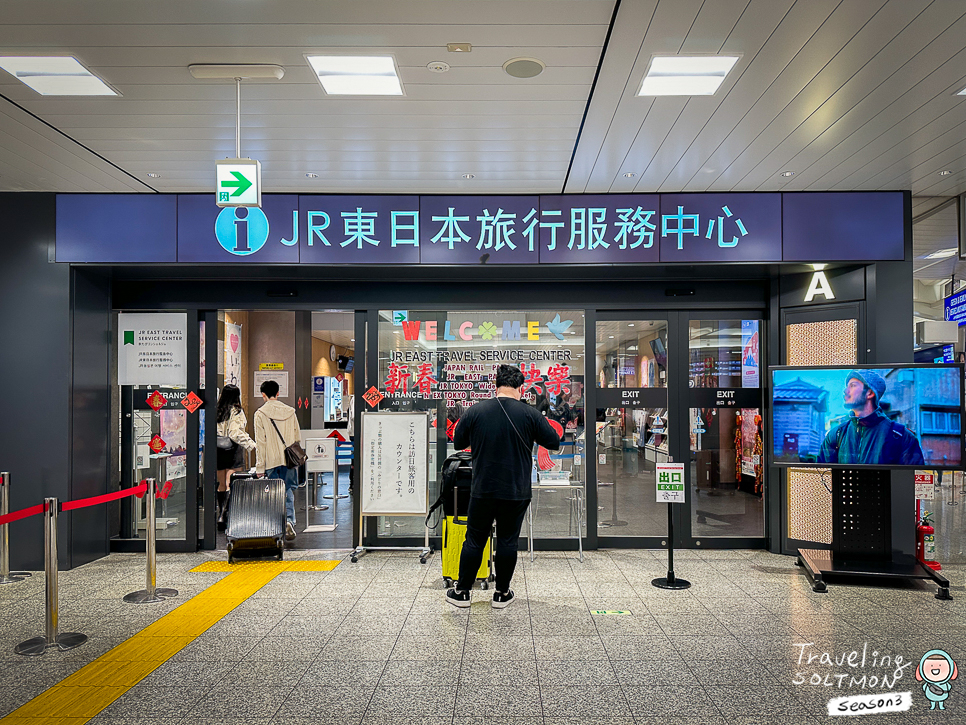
[656, 462, 686, 504]
[216, 158, 261, 208]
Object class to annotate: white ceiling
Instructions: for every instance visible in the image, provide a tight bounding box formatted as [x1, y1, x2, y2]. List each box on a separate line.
[0, 0, 964, 199]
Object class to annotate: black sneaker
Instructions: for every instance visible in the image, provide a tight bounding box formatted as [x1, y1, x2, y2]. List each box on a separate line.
[445, 588, 470, 608]
[285, 521, 297, 541]
[492, 590, 514, 609]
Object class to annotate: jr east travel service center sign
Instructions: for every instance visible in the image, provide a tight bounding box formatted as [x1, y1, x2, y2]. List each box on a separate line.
[54, 191, 904, 266]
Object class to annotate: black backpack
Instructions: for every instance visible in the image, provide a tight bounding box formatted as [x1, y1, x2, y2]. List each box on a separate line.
[425, 451, 472, 528]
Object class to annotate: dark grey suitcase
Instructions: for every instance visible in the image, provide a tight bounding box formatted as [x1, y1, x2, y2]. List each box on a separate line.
[226, 477, 286, 563]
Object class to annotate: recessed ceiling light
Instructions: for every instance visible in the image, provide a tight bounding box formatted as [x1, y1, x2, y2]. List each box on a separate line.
[780, 170, 796, 177]
[305, 55, 403, 96]
[628, 323, 635, 327]
[305, 173, 319, 178]
[350, 338, 355, 342]
[462, 173, 475, 179]
[0, 56, 117, 96]
[637, 55, 739, 96]
[925, 248, 958, 259]
[146, 173, 161, 178]
[623, 172, 637, 178]
[609, 335, 615, 339]
[447, 43, 471, 53]
[956, 85, 966, 96]
[939, 170, 953, 176]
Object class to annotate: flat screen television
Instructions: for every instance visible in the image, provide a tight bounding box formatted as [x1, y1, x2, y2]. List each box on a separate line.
[338, 355, 354, 373]
[770, 364, 964, 469]
[649, 337, 668, 369]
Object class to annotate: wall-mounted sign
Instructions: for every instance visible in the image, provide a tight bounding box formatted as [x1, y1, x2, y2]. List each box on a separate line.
[259, 363, 284, 370]
[944, 290, 966, 326]
[56, 192, 907, 265]
[118, 312, 187, 386]
[216, 158, 261, 208]
[804, 271, 835, 302]
[254, 370, 288, 398]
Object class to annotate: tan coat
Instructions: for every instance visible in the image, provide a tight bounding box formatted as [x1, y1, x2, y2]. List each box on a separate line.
[253, 399, 301, 474]
[216, 408, 256, 451]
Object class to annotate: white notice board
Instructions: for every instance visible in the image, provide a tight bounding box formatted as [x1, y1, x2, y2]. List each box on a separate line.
[361, 411, 430, 516]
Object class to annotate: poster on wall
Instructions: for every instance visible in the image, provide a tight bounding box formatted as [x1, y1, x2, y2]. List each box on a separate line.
[160, 410, 187, 481]
[254, 370, 289, 398]
[118, 312, 187, 386]
[225, 322, 242, 387]
[199, 320, 206, 389]
[741, 320, 759, 388]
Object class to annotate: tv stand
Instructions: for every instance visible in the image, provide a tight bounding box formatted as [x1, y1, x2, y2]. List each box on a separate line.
[797, 468, 951, 600]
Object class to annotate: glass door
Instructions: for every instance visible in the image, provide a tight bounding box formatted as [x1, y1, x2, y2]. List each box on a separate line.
[594, 315, 671, 543]
[686, 315, 766, 545]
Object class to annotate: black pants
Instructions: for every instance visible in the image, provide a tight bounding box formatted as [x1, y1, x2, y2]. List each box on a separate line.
[456, 496, 530, 593]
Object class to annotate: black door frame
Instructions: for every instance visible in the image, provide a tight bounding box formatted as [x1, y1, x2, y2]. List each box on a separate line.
[113, 308, 202, 554]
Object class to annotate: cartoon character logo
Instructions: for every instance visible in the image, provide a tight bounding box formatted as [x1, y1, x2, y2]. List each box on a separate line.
[917, 649, 958, 710]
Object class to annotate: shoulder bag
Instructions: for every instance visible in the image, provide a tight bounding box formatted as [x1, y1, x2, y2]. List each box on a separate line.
[270, 418, 308, 469]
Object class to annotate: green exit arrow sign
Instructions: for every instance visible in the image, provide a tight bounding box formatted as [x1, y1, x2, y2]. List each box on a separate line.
[216, 158, 261, 208]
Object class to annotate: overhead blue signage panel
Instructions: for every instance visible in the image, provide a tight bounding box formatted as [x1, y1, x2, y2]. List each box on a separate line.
[539, 195, 660, 264]
[659, 193, 782, 263]
[420, 195, 539, 265]
[56, 194, 177, 263]
[300, 195, 420, 264]
[782, 191, 904, 261]
[54, 191, 907, 265]
[177, 194, 299, 263]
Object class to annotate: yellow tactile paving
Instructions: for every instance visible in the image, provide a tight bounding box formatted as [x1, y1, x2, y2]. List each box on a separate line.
[1, 558, 340, 725]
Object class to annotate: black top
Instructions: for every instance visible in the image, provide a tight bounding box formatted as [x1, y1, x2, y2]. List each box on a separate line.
[452, 396, 562, 500]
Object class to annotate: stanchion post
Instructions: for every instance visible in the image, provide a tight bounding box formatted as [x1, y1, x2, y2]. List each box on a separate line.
[15, 498, 87, 655]
[0, 472, 31, 584]
[123, 479, 178, 604]
[652, 461, 690, 591]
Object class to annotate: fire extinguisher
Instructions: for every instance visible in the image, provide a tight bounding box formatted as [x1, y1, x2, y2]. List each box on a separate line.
[916, 511, 942, 571]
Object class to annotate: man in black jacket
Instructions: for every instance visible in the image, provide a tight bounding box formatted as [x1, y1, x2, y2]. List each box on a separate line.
[446, 364, 561, 609]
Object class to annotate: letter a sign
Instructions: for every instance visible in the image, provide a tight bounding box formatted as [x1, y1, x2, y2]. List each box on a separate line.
[804, 271, 835, 303]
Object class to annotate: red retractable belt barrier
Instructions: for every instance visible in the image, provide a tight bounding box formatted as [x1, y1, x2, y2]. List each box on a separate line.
[61, 482, 149, 512]
[0, 502, 46, 527]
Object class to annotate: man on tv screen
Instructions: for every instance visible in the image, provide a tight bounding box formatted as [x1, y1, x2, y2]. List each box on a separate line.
[818, 370, 925, 466]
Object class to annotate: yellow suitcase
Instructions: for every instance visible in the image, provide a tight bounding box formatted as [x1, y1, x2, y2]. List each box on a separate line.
[441, 515, 492, 589]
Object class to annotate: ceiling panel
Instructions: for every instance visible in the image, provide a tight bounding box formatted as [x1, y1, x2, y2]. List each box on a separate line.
[0, 0, 965, 197]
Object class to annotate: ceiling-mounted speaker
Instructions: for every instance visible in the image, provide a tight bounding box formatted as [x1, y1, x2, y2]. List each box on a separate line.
[503, 58, 545, 79]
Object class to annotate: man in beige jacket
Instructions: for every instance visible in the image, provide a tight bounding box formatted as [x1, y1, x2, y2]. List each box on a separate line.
[253, 379, 302, 541]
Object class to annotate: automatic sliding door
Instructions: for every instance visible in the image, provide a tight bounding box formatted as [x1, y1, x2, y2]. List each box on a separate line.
[595, 317, 670, 539]
[687, 317, 765, 541]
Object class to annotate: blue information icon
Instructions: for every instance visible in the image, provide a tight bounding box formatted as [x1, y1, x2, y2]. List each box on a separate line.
[214, 206, 270, 256]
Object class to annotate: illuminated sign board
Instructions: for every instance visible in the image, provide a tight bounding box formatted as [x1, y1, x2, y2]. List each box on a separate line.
[54, 192, 906, 265]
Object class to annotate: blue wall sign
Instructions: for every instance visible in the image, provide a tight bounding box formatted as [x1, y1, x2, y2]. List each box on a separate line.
[944, 290, 966, 326]
[55, 191, 906, 265]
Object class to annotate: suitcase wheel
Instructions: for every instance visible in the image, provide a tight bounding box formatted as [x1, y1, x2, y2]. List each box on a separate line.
[481, 580, 489, 590]
[350, 555, 359, 563]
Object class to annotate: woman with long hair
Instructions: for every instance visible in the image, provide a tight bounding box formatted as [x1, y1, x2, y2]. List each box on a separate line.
[215, 384, 256, 526]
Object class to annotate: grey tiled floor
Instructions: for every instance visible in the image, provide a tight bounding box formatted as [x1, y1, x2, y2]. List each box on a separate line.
[0, 548, 964, 724]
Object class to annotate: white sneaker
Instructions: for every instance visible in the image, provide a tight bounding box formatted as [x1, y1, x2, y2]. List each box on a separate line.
[285, 521, 296, 541]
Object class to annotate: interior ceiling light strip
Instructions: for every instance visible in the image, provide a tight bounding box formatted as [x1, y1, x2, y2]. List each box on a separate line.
[638, 55, 739, 96]
[306, 55, 403, 96]
[0, 56, 117, 96]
